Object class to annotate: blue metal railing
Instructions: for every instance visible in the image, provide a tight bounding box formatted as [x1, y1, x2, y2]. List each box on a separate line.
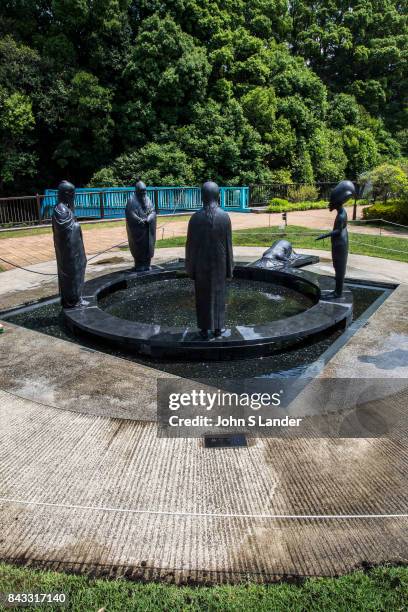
[42, 186, 250, 220]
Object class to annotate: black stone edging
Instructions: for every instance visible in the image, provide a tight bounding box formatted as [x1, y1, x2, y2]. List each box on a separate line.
[63, 262, 353, 360]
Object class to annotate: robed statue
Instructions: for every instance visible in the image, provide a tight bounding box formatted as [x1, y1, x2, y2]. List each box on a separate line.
[315, 180, 356, 298]
[186, 181, 234, 339]
[126, 180, 157, 271]
[52, 180, 87, 309]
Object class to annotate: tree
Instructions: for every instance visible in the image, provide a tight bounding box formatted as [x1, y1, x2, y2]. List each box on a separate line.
[308, 127, 347, 182]
[241, 87, 277, 135]
[290, 0, 408, 137]
[342, 126, 379, 178]
[90, 142, 196, 186]
[359, 163, 408, 203]
[0, 0, 406, 193]
[0, 89, 37, 190]
[174, 99, 272, 184]
[328, 94, 360, 130]
[292, 138, 314, 183]
[122, 13, 210, 138]
[52, 71, 114, 180]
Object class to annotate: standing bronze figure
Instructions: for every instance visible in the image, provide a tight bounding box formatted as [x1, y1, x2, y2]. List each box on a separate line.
[186, 181, 234, 339]
[52, 180, 87, 308]
[126, 180, 157, 271]
[316, 180, 356, 298]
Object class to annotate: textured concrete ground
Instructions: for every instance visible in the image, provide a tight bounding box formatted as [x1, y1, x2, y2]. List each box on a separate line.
[0, 248, 407, 582]
[0, 205, 402, 271]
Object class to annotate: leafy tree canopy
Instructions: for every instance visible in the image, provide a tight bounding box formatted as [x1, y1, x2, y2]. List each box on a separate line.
[0, 0, 406, 193]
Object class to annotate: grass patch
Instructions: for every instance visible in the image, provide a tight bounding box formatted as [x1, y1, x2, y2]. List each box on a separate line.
[0, 215, 190, 240]
[156, 225, 408, 263]
[0, 563, 406, 611]
[350, 219, 408, 233]
[0, 225, 54, 239]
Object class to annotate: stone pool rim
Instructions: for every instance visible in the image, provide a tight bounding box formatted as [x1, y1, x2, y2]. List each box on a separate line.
[62, 262, 354, 360]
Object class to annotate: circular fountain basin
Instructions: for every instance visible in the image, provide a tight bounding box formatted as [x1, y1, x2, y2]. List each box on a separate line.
[63, 262, 353, 359]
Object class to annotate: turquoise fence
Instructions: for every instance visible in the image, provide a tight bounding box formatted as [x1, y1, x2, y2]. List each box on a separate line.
[42, 186, 250, 220]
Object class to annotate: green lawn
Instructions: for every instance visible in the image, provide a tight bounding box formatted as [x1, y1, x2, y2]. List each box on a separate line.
[156, 225, 408, 263]
[0, 215, 190, 240]
[0, 563, 406, 611]
[349, 219, 408, 233]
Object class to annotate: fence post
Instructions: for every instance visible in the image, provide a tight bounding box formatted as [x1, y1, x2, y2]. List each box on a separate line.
[352, 196, 357, 221]
[36, 193, 42, 224]
[99, 191, 105, 219]
[154, 189, 159, 213]
[241, 187, 247, 211]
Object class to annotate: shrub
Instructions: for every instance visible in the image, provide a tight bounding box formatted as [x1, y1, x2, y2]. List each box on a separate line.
[88, 167, 120, 187]
[268, 169, 292, 183]
[267, 200, 328, 212]
[268, 198, 289, 208]
[362, 200, 408, 225]
[359, 163, 408, 203]
[287, 184, 319, 202]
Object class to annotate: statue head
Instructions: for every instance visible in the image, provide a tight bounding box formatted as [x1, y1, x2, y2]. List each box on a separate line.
[265, 239, 293, 260]
[329, 180, 356, 211]
[135, 179, 147, 206]
[57, 180, 75, 211]
[202, 181, 219, 207]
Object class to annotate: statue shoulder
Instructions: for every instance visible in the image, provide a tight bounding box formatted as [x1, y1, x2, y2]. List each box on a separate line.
[216, 207, 231, 225]
[53, 203, 73, 224]
[189, 210, 202, 224]
[126, 194, 136, 208]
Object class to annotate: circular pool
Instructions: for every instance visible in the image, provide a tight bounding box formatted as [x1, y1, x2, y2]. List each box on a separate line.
[63, 262, 353, 360]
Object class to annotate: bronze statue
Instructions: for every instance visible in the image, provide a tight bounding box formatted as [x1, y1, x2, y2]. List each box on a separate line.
[254, 239, 305, 269]
[185, 181, 234, 339]
[315, 180, 356, 298]
[52, 180, 87, 308]
[126, 180, 157, 271]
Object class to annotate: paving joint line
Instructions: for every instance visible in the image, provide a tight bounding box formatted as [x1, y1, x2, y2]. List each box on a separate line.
[0, 497, 407, 520]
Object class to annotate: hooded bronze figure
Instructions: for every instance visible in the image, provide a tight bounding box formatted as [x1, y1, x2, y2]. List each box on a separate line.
[185, 181, 234, 339]
[126, 180, 157, 271]
[52, 180, 87, 308]
[315, 180, 356, 298]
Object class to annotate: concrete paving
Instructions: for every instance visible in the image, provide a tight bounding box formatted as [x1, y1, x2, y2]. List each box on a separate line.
[0, 248, 407, 582]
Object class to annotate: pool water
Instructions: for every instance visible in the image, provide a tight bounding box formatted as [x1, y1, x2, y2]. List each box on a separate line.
[99, 277, 315, 327]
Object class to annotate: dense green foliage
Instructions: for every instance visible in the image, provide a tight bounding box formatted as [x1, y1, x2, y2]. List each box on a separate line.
[363, 200, 408, 224]
[267, 199, 331, 211]
[287, 184, 319, 202]
[0, 562, 407, 611]
[360, 161, 408, 202]
[358, 159, 408, 223]
[0, 1, 407, 193]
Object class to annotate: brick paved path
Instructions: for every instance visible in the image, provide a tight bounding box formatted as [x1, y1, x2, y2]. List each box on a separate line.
[0, 206, 404, 271]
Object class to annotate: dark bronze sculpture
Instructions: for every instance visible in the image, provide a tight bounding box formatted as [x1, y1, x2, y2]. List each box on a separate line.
[52, 180, 87, 308]
[126, 180, 157, 271]
[186, 181, 234, 339]
[315, 180, 356, 298]
[253, 239, 310, 269]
